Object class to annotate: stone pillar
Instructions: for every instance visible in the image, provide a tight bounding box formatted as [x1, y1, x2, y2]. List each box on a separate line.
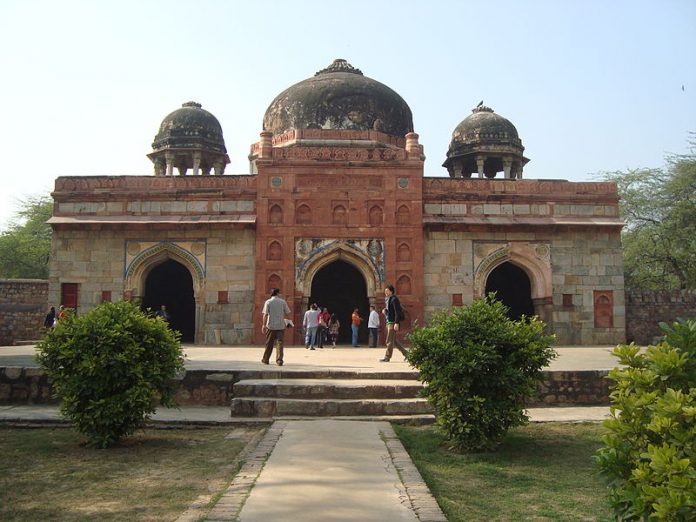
[202, 166, 211, 175]
[517, 165, 524, 179]
[165, 152, 175, 176]
[503, 158, 513, 179]
[405, 132, 421, 160]
[476, 156, 485, 179]
[192, 152, 202, 176]
[213, 161, 223, 176]
[259, 131, 273, 159]
[177, 166, 187, 176]
[154, 158, 165, 176]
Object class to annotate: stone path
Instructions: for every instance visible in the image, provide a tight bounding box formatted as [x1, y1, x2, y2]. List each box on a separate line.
[205, 419, 446, 522]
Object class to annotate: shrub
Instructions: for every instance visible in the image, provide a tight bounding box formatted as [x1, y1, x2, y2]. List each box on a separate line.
[36, 301, 185, 448]
[406, 296, 556, 451]
[596, 319, 696, 520]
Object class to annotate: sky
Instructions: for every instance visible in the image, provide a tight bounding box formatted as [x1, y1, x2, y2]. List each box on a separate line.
[0, 0, 694, 229]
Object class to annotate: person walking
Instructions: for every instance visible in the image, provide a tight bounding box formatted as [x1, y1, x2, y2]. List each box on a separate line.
[380, 284, 408, 362]
[318, 306, 330, 348]
[303, 303, 321, 350]
[367, 305, 380, 348]
[44, 306, 56, 328]
[328, 314, 340, 347]
[261, 288, 291, 366]
[351, 308, 362, 347]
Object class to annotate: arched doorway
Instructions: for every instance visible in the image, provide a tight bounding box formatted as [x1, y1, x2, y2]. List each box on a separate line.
[310, 260, 369, 344]
[142, 260, 195, 342]
[485, 262, 535, 320]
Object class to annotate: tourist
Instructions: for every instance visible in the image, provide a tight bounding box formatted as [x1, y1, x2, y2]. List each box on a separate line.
[368, 305, 380, 347]
[380, 284, 408, 362]
[261, 288, 291, 366]
[318, 306, 330, 348]
[351, 308, 362, 347]
[328, 314, 340, 347]
[57, 305, 66, 321]
[303, 303, 321, 350]
[44, 306, 56, 328]
[154, 304, 170, 323]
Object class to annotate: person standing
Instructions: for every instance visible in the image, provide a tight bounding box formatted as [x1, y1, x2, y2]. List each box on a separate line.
[318, 306, 330, 348]
[261, 288, 291, 366]
[368, 305, 380, 348]
[154, 304, 170, 323]
[303, 303, 321, 350]
[380, 285, 408, 362]
[351, 308, 362, 347]
[328, 314, 340, 347]
[44, 306, 56, 328]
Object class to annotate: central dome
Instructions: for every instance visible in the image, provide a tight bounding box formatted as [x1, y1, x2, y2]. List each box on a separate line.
[263, 59, 414, 138]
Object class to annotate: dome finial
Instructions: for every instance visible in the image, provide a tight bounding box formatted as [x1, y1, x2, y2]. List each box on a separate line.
[315, 58, 363, 76]
[472, 101, 493, 113]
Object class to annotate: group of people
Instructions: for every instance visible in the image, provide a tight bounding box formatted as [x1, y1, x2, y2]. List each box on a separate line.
[43, 305, 67, 328]
[260, 284, 408, 366]
[301, 304, 340, 349]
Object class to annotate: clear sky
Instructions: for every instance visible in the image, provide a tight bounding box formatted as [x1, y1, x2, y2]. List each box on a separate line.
[0, 0, 694, 229]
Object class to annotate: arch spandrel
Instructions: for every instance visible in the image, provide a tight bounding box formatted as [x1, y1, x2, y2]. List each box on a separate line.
[124, 241, 204, 298]
[473, 241, 551, 300]
[295, 239, 384, 297]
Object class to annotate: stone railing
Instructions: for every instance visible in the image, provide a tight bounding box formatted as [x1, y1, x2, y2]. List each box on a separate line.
[626, 289, 696, 344]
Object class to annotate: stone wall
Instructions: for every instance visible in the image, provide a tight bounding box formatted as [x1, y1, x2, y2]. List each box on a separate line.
[626, 289, 696, 345]
[0, 367, 611, 407]
[48, 228, 256, 344]
[422, 229, 625, 346]
[0, 280, 48, 346]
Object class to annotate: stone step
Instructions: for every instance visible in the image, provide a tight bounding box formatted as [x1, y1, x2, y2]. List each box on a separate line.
[231, 397, 434, 417]
[233, 378, 424, 400]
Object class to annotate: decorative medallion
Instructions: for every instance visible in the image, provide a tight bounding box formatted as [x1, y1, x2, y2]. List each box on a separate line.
[271, 176, 282, 188]
[398, 178, 409, 189]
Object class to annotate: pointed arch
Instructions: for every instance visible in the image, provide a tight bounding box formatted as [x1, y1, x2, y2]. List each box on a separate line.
[397, 274, 412, 295]
[369, 205, 383, 226]
[267, 241, 282, 261]
[396, 204, 410, 225]
[332, 205, 347, 225]
[397, 242, 412, 262]
[125, 242, 203, 299]
[269, 204, 283, 224]
[296, 204, 312, 224]
[267, 273, 282, 293]
[297, 242, 382, 298]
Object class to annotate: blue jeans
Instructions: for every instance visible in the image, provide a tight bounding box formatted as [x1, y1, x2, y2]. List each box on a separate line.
[306, 326, 318, 348]
[351, 324, 359, 346]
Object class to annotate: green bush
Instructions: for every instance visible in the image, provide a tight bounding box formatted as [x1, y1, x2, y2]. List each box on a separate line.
[596, 319, 696, 520]
[36, 301, 185, 448]
[406, 296, 556, 452]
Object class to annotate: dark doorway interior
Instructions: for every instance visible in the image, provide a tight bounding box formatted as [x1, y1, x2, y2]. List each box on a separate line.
[485, 262, 535, 320]
[142, 260, 195, 342]
[310, 260, 369, 344]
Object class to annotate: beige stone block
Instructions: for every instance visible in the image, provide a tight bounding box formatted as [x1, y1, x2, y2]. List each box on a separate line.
[427, 231, 449, 240]
[106, 202, 123, 213]
[513, 204, 530, 214]
[424, 203, 441, 215]
[483, 203, 501, 215]
[187, 201, 208, 213]
[500, 204, 513, 215]
[555, 204, 570, 215]
[471, 204, 484, 215]
[127, 201, 142, 213]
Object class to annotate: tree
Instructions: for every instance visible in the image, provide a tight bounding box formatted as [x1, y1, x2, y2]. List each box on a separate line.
[406, 296, 556, 452]
[595, 320, 696, 520]
[36, 301, 185, 448]
[602, 136, 696, 289]
[0, 195, 53, 279]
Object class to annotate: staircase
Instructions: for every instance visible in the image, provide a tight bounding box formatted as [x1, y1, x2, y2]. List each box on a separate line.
[230, 375, 435, 424]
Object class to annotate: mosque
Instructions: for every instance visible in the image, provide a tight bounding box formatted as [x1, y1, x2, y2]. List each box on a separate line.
[47, 59, 625, 346]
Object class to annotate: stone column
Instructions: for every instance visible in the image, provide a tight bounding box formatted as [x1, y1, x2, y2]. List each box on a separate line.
[259, 131, 273, 159]
[503, 158, 513, 179]
[213, 160, 223, 176]
[405, 132, 421, 160]
[165, 152, 175, 176]
[192, 152, 202, 176]
[476, 156, 485, 179]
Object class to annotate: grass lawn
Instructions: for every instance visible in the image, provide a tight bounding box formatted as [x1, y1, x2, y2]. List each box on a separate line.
[0, 425, 263, 521]
[395, 422, 613, 522]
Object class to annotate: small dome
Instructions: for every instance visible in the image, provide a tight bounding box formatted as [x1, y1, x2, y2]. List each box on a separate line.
[263, 59, 414, 139]
[152, 101, 227, 154]
[448, 104, 522, 156]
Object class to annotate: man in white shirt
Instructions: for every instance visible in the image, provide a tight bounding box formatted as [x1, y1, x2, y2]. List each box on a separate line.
[368, 305, 380, 347]
[303, 303, 321, 350]
[261, 288, 291, 366]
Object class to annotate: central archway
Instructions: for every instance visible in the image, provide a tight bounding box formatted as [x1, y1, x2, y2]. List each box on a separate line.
[485, 262, 535, 320]
[310, 260, 369, 345]
[142, 259, 195, 342]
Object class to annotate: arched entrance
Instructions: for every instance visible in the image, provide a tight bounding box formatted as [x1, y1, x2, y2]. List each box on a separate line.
[310, 260, 369, 344]
[485, 262, 535, 320]
[142, 260, 195, 342]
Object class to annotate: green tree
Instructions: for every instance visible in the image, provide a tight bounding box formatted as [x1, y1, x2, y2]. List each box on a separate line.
[36, 301, 185, 448]
[0, 195, 53, 279]
[406, 296, 556, 452]
[602, 137, 696, 289]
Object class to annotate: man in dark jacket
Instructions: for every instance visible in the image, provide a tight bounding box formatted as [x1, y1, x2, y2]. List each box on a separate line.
[380, 284, 408, 362]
